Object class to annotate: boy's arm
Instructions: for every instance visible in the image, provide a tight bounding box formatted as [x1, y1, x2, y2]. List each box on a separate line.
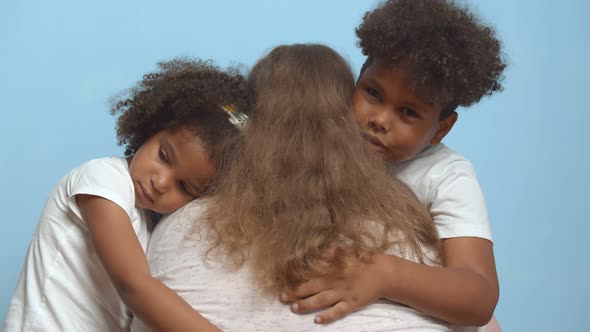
[77, 194, 221, 332]
[283, 161, 498, 326]
[282, 239, 498, 326]
[383, 237, 498, 325]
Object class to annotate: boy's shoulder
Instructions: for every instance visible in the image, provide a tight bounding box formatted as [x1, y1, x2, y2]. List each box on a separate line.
[392, 144, 480, 202]
[395, 144, 475, 179]
[394, 145, 492, 241]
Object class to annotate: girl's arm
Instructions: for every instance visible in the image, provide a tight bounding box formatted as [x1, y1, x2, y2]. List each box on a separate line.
[282, 237, 498, 326]
[76, 194, 221, 332]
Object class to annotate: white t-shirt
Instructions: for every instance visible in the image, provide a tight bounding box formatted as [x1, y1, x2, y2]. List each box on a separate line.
[130, 200, 451, 332]
[392, 144, 492, 241]
[3, 157, 151, 332]
[393, 144, 492, 332]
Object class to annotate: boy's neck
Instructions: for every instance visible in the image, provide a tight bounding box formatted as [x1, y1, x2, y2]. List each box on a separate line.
[390, 143, 443, 166]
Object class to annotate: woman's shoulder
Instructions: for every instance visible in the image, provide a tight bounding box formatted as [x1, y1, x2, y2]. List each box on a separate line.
[147, 199, 210, 257]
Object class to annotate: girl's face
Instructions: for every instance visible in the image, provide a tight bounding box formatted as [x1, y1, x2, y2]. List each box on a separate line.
[128, 128, 216, 214]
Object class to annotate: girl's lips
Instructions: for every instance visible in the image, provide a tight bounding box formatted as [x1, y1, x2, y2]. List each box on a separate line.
[138, 182, 154, 204]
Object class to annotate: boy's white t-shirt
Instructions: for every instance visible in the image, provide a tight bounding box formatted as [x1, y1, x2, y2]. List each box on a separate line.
[392, 144, 492, 241]
[3, 157, 151, 332]
[130, 200, 451, 332]
[393, 144, 492, 332]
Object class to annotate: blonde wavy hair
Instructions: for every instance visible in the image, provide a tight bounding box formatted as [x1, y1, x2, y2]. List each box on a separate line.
[202, 44, 440, 294]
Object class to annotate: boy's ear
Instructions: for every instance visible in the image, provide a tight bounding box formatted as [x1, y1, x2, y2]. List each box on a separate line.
[430, 111, 458, 145]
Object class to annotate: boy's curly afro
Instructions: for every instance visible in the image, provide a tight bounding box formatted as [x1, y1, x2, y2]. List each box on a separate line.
[357, 0, 506, 115]
[111, 58, 251, 164]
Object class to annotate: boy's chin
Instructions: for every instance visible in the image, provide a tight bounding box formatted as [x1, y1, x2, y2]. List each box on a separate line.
[379, 149, 414, 164]
[368, 145, 396, 164]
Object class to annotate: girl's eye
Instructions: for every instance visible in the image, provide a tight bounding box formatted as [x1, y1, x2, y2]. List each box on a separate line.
[401, 107, 419, 118]
[179, 182, 192, 196]
[158, 147, 168, 163]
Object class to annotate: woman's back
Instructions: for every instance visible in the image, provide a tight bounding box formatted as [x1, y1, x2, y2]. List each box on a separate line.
[130, 200, 450, 332]
[130, 44, 445, 331]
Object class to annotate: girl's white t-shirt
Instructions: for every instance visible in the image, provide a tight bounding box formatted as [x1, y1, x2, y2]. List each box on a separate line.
[130, 200, 451, 332]
[3, 157, 151, 332]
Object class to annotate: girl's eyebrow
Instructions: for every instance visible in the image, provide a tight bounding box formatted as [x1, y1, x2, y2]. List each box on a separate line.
[186, 177, 211, 198]
[161, 138, 177, 164]
[162, 136, 208, 197]
[184, 183, 200, 198]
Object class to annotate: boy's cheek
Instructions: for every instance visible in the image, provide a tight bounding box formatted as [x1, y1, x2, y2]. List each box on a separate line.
[350, 95, 368, 125]
[350, 108, 365, 128]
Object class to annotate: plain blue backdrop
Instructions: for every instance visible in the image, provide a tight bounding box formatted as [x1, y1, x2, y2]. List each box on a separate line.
[1, 0, 588, 330]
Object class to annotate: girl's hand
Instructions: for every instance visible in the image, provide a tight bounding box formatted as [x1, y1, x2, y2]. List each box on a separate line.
[280, 253, 392, 324]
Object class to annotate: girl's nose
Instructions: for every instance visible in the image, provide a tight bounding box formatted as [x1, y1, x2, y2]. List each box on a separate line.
[152, 171, 173, 194]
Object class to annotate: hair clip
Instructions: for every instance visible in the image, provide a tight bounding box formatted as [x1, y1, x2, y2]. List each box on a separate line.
[221, 104, 248, 129]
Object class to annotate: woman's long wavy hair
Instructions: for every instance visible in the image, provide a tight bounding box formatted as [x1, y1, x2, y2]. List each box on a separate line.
[202, 44, 440, 294]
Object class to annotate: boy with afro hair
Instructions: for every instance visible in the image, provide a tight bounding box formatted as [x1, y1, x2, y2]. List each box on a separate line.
[282, 0, 506, 330]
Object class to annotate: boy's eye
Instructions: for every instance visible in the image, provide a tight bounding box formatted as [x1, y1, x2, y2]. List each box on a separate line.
[401, 107, 419, 118]
[365, 87, 382, 100]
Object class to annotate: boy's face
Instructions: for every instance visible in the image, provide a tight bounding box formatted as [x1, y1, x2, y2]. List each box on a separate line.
[128, 128, 216, 214]
[352, 57, 457, 163]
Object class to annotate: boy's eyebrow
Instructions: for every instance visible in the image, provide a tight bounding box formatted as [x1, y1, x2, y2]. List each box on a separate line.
[364, 77, 385, 91]
[365, 77, 432, 111]
[408, 88, 436, 109]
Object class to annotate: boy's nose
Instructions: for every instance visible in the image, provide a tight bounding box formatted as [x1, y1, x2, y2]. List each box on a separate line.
[367, 109, 390, 134]
[368, 119, 388, 133]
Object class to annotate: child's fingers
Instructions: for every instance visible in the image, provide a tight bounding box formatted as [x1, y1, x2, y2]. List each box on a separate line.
[280, 277, 330, 302]
[290, 289, 340, 314]
[314, 301, 353, 324]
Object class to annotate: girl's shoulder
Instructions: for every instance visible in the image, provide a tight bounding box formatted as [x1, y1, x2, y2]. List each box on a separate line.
[68, 156, 130, 183]
[63, 156, 136, 219]
[76, 156, 129, 173]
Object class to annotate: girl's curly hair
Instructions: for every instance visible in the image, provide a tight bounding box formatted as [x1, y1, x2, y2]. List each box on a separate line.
[357, 0, 506, 116]
[111, 58, 251, 168]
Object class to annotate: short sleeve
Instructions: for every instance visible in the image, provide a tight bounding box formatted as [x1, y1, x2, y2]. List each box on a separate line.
[65, 157, 135, 223]
[429, 161, 492, 241]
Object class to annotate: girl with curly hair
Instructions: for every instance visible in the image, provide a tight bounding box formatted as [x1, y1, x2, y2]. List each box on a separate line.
[283, 0, 506, 331]
[4, 58, 249, 332]
[130, 44, 450, 332]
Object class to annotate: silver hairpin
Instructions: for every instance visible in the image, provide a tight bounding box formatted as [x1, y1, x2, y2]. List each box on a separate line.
[221, 104, 248, 129]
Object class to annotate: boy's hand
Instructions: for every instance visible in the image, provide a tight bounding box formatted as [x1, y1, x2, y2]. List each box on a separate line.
[280, 253, 392, 324]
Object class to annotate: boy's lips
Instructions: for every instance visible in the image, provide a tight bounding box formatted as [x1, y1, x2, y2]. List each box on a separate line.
[361, 132, 387, 150]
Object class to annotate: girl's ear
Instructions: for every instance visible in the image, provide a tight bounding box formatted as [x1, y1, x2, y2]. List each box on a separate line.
[430, 111, 458, 145]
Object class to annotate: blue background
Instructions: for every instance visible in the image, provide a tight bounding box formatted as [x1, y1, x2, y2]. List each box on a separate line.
[1, 0, 588, 330]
